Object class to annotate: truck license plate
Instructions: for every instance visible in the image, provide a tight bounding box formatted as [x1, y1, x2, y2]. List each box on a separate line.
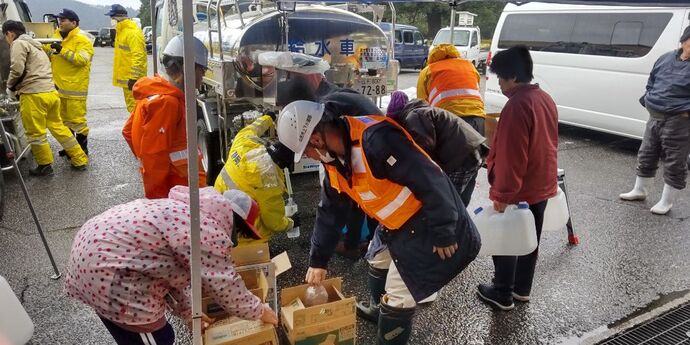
[354, 77, 387, 97]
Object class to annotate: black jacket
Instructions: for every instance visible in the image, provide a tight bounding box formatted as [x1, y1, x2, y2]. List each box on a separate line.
[397, 99, 486, 173]
[310, 118, 481, 301]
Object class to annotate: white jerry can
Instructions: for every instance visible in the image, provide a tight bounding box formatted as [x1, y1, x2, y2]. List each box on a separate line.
[0, 275, 34, 345]
[542, 186, 570, 232]
[473, 202, 538, 256]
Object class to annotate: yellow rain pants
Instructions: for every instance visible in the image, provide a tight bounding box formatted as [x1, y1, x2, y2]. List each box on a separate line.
[19, 91, 89, 167]
[123, 88, 136, 113]
[59, 98, 89, 135]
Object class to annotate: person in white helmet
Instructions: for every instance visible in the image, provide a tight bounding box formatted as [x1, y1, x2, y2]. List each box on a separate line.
[122, 35, 208, 198]
[276, 100, 480, 345]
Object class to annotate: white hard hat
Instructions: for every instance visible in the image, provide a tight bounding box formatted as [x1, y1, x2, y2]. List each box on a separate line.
[162, 34, 209, 69]
[277, 100, 325, 163]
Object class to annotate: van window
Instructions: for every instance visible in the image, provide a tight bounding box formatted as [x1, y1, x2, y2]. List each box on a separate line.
[471, 32, 478, 47]
[498, 12, 672, 58]
[395, 30, 402, 44]
[403, 31, 414, 45]
[433, 29, 470, 47]
[414, 31, 424, 45]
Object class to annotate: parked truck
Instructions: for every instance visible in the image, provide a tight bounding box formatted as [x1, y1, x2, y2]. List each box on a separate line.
[152, 0, 399, 184]
[430, 11, 488, 73]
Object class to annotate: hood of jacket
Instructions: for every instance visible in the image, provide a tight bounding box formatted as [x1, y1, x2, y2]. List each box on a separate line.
[427, 43, 460, 65]
[398, 99, 429, 121]
[116, 18, 139, 32]
[132, 75, 184, 101]
[168, 186, 235, 235]
[17, 34, 44, 50]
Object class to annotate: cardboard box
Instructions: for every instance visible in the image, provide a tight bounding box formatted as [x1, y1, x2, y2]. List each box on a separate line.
[280, 278, 356, 345]
[484, 113, 500, 147]
[204, 317, 278, 345]
[204, 244, 291, 319]
[203, 268, 268, 319]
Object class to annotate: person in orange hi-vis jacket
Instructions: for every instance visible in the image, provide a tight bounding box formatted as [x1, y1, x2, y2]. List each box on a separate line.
[122, 35, 207, 198]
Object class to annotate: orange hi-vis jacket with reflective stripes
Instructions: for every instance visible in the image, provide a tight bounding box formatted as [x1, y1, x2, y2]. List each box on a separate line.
[122, 75, 206, 199]
[428, 58, 482, 107]
[325, 115, 426, 230]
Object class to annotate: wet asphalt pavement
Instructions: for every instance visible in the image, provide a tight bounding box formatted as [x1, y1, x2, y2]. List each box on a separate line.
[0, 52, 688, 345]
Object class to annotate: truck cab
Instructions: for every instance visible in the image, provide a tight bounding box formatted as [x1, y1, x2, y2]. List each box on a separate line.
[430, 11, 483, 69]
[431, 26, 481, 68]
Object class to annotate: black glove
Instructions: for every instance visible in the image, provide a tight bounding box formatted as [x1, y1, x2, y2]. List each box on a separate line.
[50, 41, 62, 54]
[266, 111, 277, 121]
[127, 79, 137, 90]
[266, 142, 294, 171]
[291, 212, 301, 228]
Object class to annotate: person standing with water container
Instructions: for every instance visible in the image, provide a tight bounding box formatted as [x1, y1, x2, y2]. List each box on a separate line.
[476, 46, 559, 311]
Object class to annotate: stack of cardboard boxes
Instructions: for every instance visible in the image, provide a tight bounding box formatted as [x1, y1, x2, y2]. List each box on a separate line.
[201, 243, 358, 345]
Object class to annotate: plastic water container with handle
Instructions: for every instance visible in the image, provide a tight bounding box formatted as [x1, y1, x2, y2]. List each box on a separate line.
[473, 202, 538, 256]
[0, 275, 34, 345]
[542, 186, 570, 232]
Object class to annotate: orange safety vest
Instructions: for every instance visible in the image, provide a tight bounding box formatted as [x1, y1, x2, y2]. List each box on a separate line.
[427, 58, 482, 108]
[325, 115, 425, 230]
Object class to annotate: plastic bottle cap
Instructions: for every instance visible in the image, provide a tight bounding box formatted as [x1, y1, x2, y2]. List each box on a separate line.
[474, 207, 483, 215]
[517, 202, 529, 209]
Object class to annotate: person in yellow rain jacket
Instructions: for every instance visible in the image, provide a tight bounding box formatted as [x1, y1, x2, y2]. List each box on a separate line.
[214, 114, 299, 245]
[3, 20, 88, 176]
[48, 9, 94, 156]
[417, 43, 485, 205]
[105, 4, 146, 113]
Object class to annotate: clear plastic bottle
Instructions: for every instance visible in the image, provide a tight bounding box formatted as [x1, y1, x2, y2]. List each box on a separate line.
[285, 198, 300, 239]
[303, 284, 329, 307]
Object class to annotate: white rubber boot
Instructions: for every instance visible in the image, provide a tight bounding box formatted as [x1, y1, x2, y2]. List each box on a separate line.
[651, 184, 681, 215]
[619, 176, 653, 201]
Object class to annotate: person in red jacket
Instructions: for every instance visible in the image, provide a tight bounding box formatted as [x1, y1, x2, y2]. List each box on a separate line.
[122, 35, 207, 198]
[477, 46, 559, 311]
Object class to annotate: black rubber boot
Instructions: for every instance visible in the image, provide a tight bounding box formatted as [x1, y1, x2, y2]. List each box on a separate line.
[377, 296, 416, 345]
[59, 129, 75, 158]
[76, 134, 88, 155]
[29, 164, 53, 176]
[356, 265, 387, 323]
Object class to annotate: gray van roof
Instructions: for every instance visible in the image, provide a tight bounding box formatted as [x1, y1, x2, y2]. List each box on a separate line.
[378, 22, 420, 31]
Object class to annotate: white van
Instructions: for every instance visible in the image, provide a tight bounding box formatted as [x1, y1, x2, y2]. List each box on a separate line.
[485, 3, 690, 139]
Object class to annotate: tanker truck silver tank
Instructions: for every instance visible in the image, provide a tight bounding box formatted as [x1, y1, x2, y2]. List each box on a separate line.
[154, 1, 397, 183]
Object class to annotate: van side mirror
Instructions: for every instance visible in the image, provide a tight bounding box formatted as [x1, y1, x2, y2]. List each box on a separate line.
[43, 14, 57, 23]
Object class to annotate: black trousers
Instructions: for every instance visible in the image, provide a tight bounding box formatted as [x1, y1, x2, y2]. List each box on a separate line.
[100, 317, 175, 345]
[491, 200, 548, 297]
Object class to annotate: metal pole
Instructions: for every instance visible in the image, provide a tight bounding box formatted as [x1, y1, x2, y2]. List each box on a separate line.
[449, 1, 456, 44]
[388, 2, 395, 60]
[0, 106, 60, 280]
[150, 0, 158, 75]
[180, 0, 203, 343]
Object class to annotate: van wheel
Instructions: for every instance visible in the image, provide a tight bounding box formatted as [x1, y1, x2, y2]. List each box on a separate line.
[197, 119, 223, 186]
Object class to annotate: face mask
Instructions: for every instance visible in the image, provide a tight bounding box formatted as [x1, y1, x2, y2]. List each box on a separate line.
[111, 19, 118, 27]
[316, 148, 335, 163]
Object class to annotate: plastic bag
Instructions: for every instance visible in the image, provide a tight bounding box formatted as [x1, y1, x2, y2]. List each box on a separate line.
[258, 51, 330, 74]
[303, 285, 329, 307]
[246, 147, 280, 189]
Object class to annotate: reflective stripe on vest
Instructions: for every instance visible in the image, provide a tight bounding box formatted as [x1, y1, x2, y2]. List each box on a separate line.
[427, 58, 481, 106]
[429, 87, 482, 107]
[118, 44, 131, 51]
[169, 149, 188, 162]
[220, 168, 239, 190]
[326, 115, 426, 230]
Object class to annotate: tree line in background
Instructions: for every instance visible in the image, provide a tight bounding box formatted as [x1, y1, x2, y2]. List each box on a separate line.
[389, 2, 506, 41]
[137, 1, 505, 41]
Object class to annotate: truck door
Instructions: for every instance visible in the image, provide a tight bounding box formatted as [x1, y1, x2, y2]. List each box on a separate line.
[402, 30, 414, 68]
[413, 31, 425, 68]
